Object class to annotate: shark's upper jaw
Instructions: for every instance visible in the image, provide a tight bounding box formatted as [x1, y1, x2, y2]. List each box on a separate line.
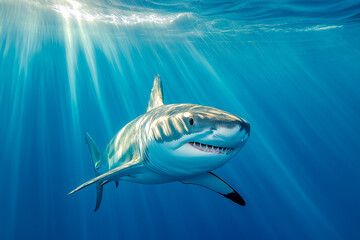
[185, 119, 250, 153]
[185, 125, 249, 156]
[188, 142, 234, 155]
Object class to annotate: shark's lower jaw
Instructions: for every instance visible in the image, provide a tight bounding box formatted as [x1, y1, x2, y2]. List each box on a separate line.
[188, 142, 233, 155]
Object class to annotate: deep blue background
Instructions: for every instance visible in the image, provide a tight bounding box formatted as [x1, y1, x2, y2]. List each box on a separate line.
[1, 1, 360, 239]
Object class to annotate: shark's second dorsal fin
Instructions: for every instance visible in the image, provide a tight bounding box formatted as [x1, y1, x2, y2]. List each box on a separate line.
[147, 74, 164, 112]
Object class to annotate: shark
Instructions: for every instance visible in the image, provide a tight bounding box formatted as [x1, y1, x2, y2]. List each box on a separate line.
[68, 75, 250, 211]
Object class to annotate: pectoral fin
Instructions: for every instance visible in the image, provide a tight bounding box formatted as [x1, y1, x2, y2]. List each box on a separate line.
[181, 172, 245, 206]
[67, 161, 139, 196]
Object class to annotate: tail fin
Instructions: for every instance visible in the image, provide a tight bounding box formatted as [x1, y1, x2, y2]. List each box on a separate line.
[85, 132, 106, 212]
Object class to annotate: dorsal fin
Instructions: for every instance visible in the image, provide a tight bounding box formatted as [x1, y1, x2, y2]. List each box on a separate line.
[147, 74, 164, 112]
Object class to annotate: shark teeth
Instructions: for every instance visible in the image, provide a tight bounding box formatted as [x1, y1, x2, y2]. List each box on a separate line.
[188, 142, 233, 155]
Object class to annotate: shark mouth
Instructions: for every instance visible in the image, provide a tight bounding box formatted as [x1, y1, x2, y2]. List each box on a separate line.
[188, 142, 233, 155]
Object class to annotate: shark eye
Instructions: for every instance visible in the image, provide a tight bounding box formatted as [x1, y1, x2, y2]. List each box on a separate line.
[189, 118, 194, 126]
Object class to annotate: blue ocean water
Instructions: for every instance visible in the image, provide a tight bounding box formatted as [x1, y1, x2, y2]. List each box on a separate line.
[1, 0, 360, 239]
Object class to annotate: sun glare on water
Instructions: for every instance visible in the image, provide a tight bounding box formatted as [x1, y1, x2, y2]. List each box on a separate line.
[51, 0, 191, 26]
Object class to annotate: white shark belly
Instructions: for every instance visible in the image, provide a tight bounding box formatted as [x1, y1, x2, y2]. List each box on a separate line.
[118, 166, 177, 184]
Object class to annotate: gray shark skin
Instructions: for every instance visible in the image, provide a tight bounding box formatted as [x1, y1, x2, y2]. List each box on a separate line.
[68, 75, 250, 211]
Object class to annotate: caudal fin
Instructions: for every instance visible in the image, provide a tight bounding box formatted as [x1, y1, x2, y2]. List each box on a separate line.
[85, 133, 106, 212]
[94, 182, 103, 212]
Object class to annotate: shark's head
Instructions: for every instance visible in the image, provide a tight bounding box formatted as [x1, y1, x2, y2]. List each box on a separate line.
[145, 104, 250, 177]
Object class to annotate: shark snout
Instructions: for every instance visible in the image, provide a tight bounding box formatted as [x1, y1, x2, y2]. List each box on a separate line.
[236, 120, 250, 143]
[238, 120, 250, 136]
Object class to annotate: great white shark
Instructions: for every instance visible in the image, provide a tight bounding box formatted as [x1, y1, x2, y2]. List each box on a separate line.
[68, 75, 250, 211]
